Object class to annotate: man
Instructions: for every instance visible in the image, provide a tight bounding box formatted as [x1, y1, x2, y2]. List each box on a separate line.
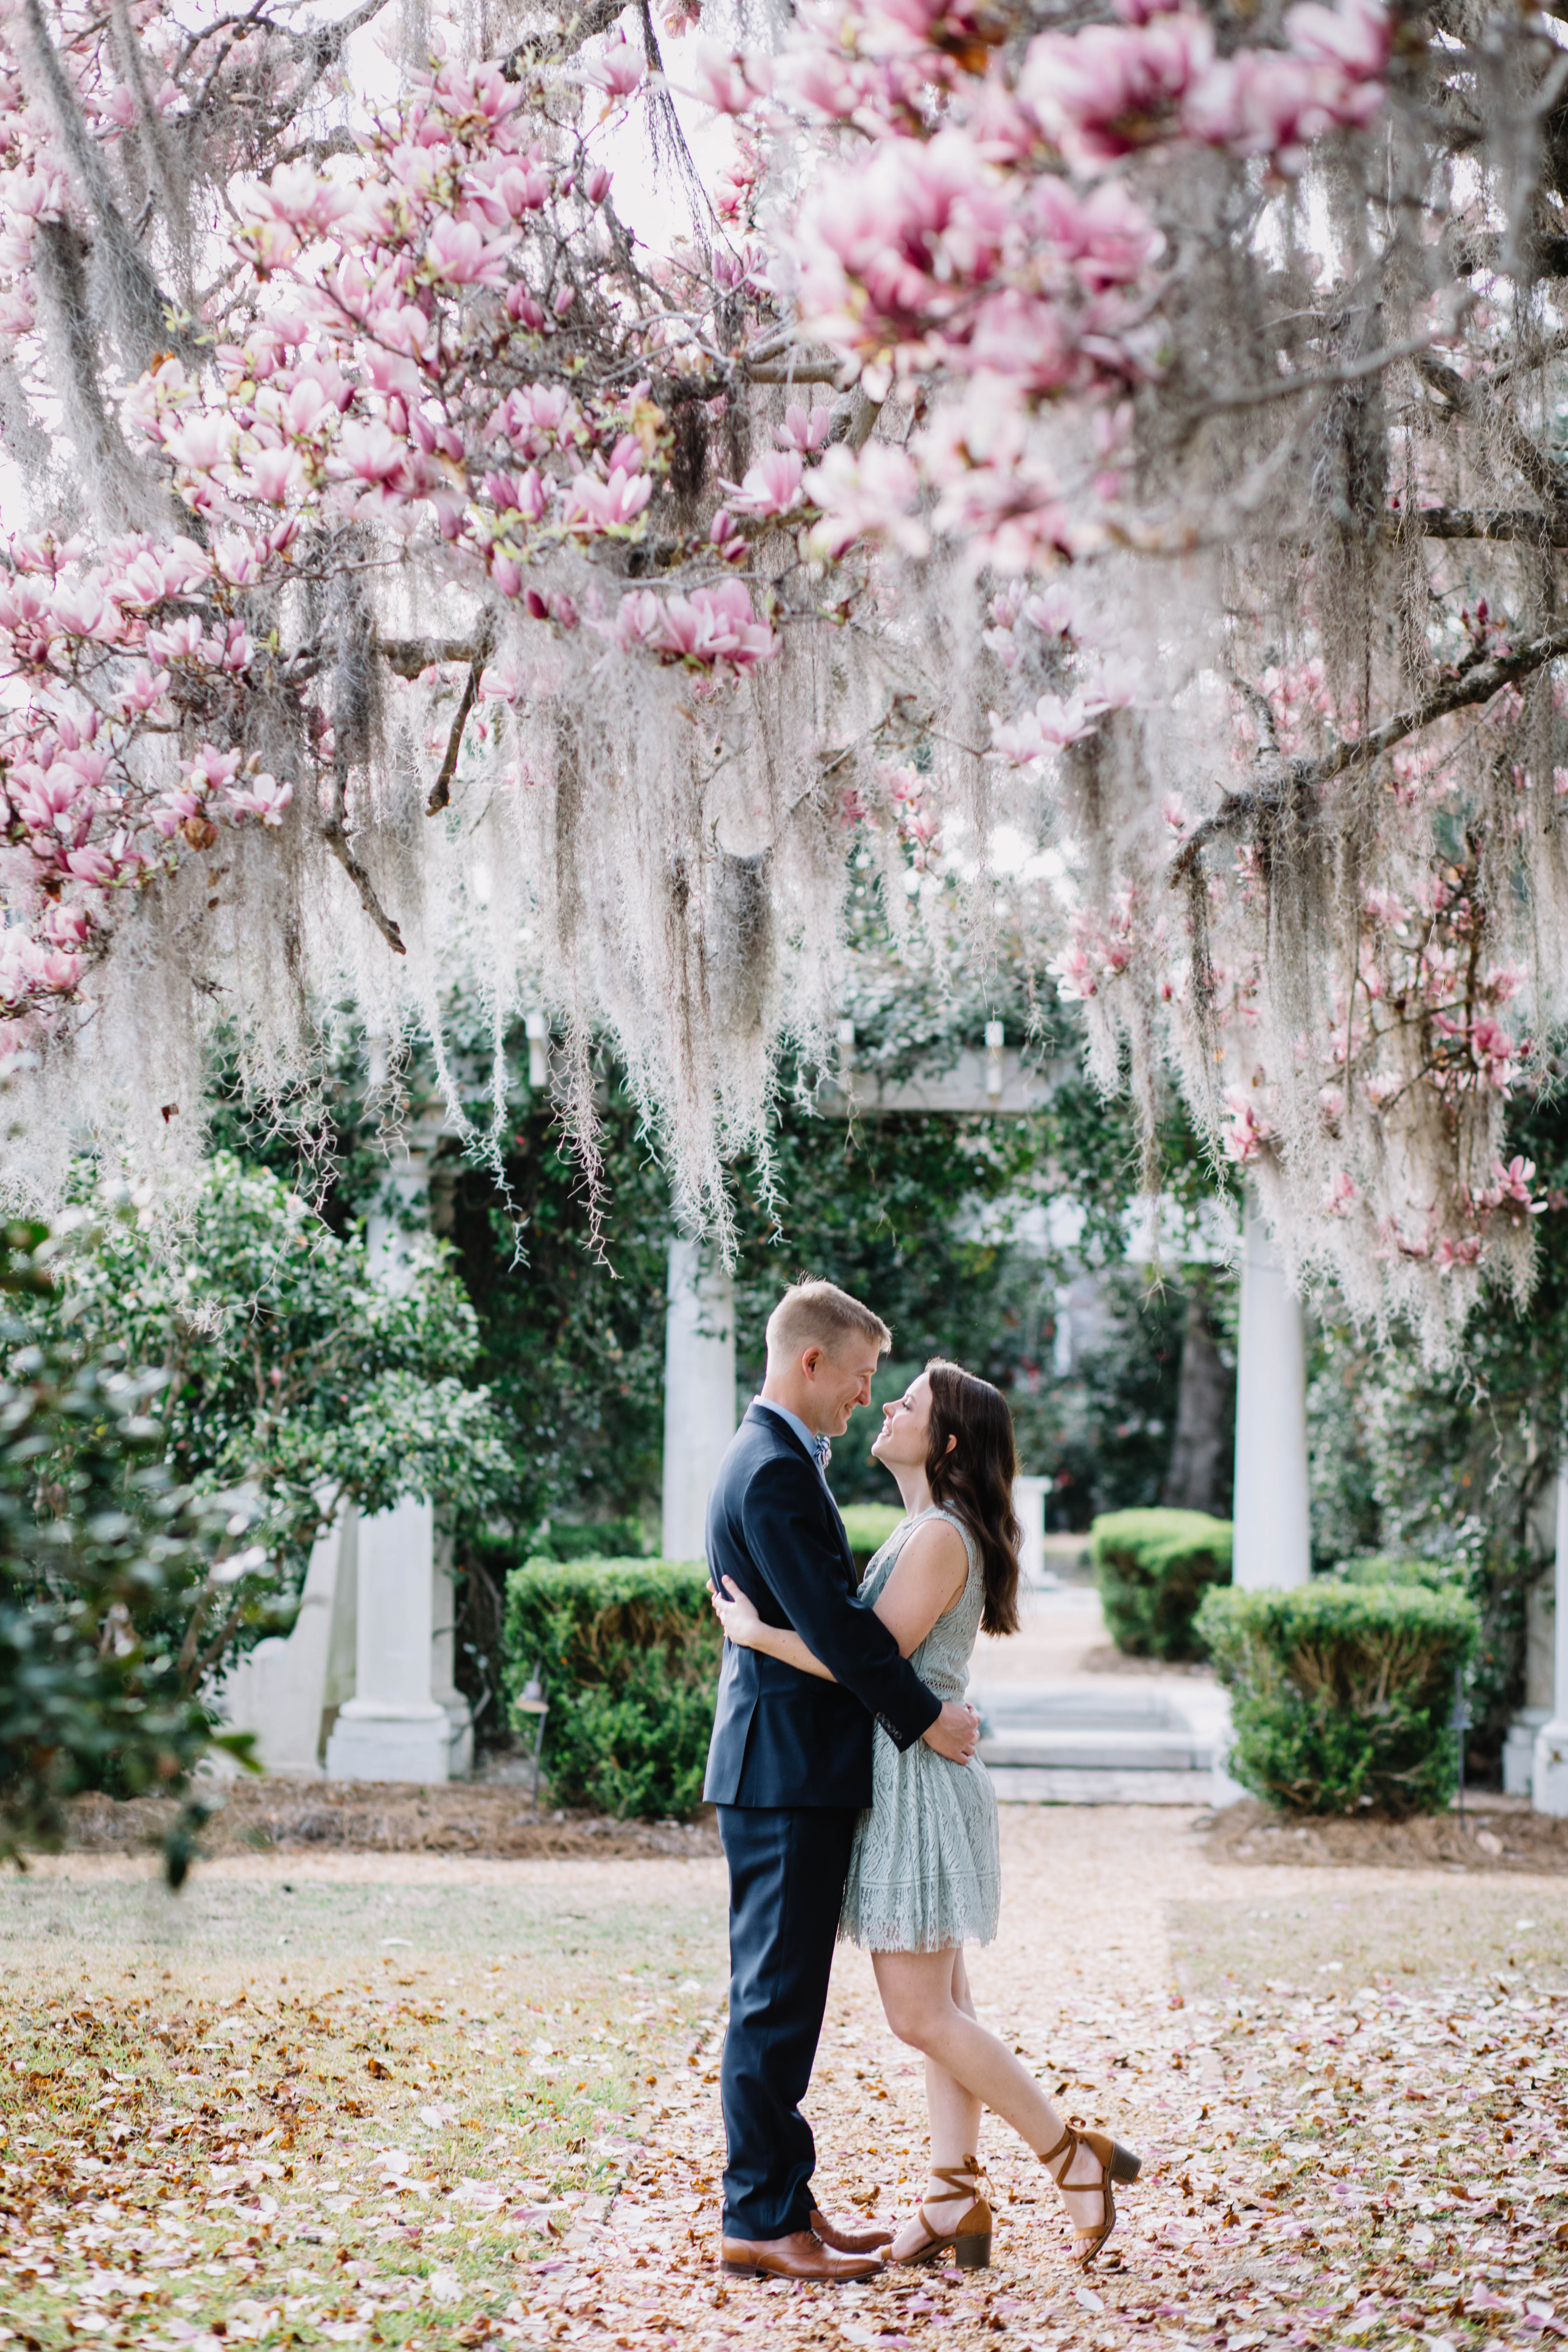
[704, 1279, 981, 2282]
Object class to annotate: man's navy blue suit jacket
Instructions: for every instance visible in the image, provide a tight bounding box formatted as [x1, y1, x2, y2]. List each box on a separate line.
[702, 1401, 943, 1809]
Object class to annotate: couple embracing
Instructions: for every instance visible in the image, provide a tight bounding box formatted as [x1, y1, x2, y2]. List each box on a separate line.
[702, 1279, 1140, 2284]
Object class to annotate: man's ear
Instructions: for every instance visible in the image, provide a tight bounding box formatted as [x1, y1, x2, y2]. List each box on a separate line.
[801, 1345, 823, 1379]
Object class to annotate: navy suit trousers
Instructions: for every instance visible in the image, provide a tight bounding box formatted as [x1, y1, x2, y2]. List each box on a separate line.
[716, 1803, 860, 2241]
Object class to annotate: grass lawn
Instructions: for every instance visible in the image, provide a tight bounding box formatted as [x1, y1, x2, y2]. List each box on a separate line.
[1, 1813, 1567, 2352]
[0, 1857, 727, 2351]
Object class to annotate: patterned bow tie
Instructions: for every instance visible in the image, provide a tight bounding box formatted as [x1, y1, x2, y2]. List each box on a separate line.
[812, 1434, 832, 1471]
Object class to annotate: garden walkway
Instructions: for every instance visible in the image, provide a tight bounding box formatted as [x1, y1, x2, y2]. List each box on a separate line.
[1, 1807, 1565, 2352]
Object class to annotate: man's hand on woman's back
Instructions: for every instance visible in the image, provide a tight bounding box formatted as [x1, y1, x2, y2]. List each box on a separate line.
[922, 1702, 981, 1763]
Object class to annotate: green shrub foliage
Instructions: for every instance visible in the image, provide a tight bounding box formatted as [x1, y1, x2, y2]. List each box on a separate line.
[0, 1222, 260, 1881]
[1196, 1581, 1480, 1817]
[46, 1156, 511, 1595]
[503, 1558, 720, 1819]
[1091, 1508, 1233, 1658]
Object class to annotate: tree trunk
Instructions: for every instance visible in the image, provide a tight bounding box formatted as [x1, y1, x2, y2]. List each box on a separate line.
[1163, 1287, 1232, 1516]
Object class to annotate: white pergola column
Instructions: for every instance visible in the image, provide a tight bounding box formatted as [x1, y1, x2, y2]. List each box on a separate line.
[324, 1112, 459, 1783]
[216, 1506, 351, 1776]
[324, 1497, 450, 1781]
[661, 1238, 736, 1561]
[1232, 1186, 1310, 1590]
[1532, 1463, 1568, 1814]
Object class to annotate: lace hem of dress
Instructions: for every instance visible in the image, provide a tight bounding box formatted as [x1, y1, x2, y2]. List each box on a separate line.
[836, 1865, 1002, 1955]
[836, 1903, 1000, 1955]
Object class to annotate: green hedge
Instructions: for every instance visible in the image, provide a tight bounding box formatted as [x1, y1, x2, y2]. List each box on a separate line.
[1334, 1553, 1463, 1591]
[841, 1503, 904, 1568]
[503, 1558, 720, 1820]
[1196, 1581, 1480, 1816]
[1091, 1508, 1233, 1658]
[527, 1519, 653, 1562]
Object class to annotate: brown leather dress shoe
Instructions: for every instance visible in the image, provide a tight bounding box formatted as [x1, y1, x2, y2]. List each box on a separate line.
[720, 2227, 883, 2279]
[810, 2207, 895, 2253]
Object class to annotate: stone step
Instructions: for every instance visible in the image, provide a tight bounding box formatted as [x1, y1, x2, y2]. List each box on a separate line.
[985, 1765, 1216, 1806]
[978, 1688, 1189, 1726]
[979, 1725, 1216, 1771]
[969, 1678, 1232, 1792]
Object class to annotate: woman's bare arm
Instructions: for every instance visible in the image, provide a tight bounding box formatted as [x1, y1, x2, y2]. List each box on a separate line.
[711, 1517, 968, 1678]
[871, 1518, 969, 1657]
[739, 1602, 832, 1678]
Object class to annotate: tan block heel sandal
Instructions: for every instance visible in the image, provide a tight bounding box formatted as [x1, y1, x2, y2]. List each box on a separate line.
[892, 2157, 992, 2270]
[1042, 2118, 1141, 2269]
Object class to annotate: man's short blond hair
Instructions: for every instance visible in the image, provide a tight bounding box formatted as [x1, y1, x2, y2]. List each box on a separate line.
[765, 1279, 891, 1366]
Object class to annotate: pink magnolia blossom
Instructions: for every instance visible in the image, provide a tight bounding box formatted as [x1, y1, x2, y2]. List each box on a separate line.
[774, 404, 834, 455]
[1284, 0, 1390, 78]
[245, 447, 306, 504]
[227, 772, 294, 826]
[335, 420, 410, 487]
[239, 162, 356, 233]
[583, 30, 646, 101]
[1221, 1087, 1272, 1164]
[989, 691, 1105, 763]
[803, 443, 928, 560]
[610, 590, 664, 651]
[651, 581, 778, 673]
[687, 41, 774, 114]
[426, 217, 510, 287]
[561, 465, 653, 534]
[1021, 15, 1215, 163]
[161, 416, 237, 474]
[723, 451, 806, 517]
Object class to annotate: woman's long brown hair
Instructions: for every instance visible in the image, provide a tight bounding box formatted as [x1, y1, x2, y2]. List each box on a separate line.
[924, 1359, 1022, 1636]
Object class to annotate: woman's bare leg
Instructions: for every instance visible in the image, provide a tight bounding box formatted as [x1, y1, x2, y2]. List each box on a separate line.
[891, 1952, 985, 2258]
[873, 1946, 1117, 2239]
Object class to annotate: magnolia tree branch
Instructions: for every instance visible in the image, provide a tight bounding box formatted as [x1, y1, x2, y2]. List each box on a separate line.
[321, 764, 406, 953]
[1382, 507, 1568, 544]
[1200, 324, 1469, 413]
[426, 622, 495, 816]
[378, 637, 486, 677]
[1169, 618, 1568, 885]
[1415, 352, 1568, 509]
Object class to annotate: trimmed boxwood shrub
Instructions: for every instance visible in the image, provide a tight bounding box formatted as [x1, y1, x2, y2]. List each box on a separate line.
[1091, 1508, 1233, 1658]
[1195, 1581, 1481, 1816]
[841, 1503, 904, 1569]
[504, 1558, 721, 1820]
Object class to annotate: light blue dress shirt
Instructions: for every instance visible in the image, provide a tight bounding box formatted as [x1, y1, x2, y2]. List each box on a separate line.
[752, 1394, 830, 1480]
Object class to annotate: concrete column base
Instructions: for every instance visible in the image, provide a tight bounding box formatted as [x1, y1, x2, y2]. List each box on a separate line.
[442, 1698, 474, 1780]
[1504, 1708, 1550, 1797]
[324, 1700, 450, 1785]
[1533, 1717, 1568, 1815]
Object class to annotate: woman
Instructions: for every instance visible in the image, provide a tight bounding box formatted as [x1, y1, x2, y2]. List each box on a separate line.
[710, 1360, 1139, 2272]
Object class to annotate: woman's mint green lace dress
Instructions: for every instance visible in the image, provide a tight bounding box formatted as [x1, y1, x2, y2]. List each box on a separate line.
[839, 1505, 1001, 1953]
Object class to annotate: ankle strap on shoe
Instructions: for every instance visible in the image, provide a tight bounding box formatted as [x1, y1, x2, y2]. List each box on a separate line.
[929, 2157, 983, 2193]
